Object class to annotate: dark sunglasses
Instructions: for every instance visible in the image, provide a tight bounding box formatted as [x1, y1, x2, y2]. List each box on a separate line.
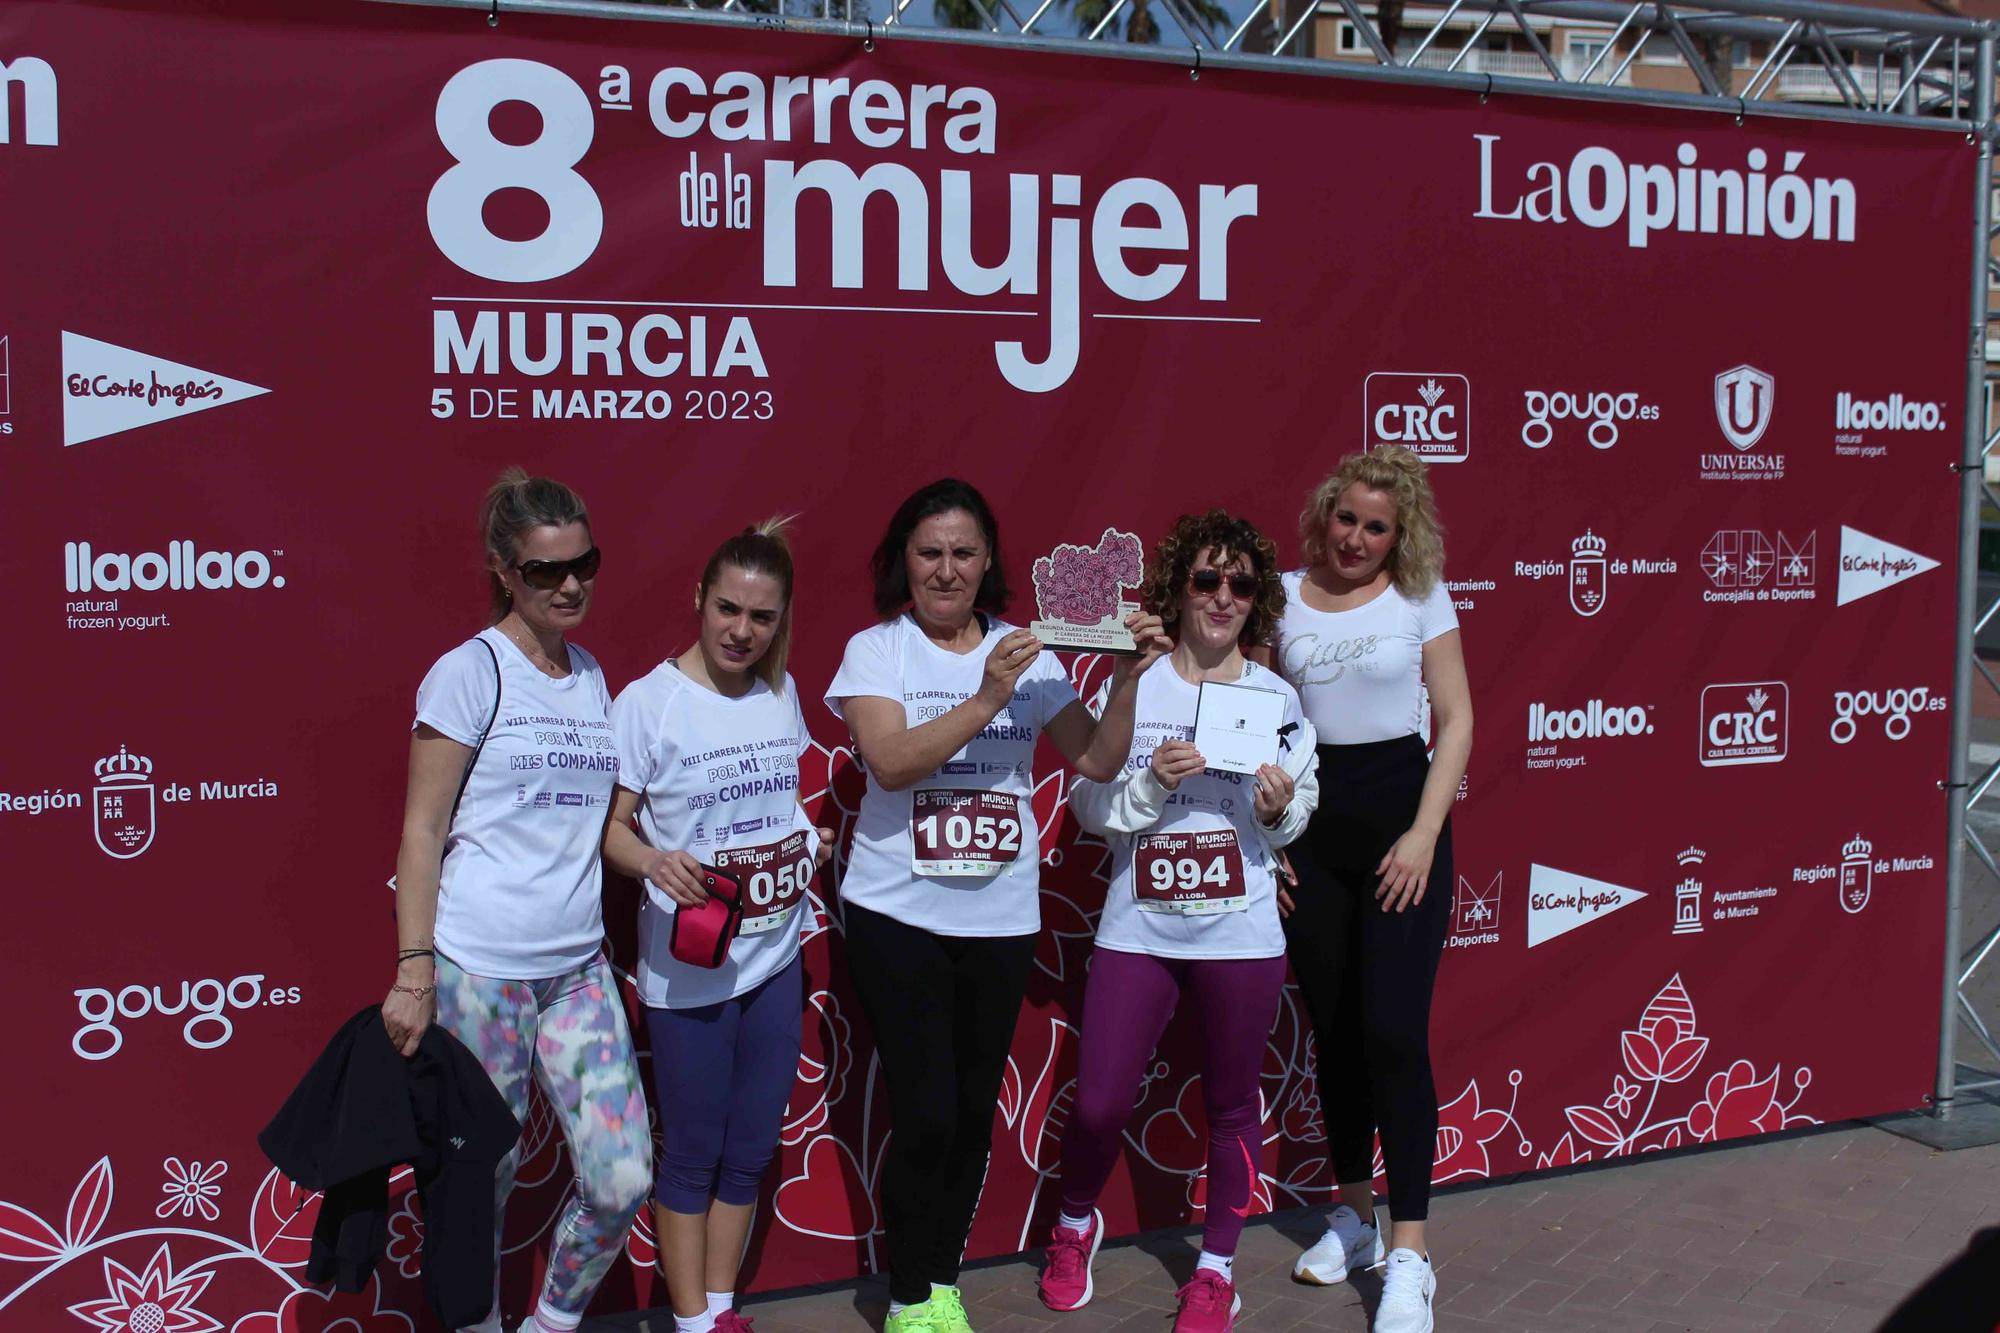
[514, 546, 601, 589]
[1189, 568, 1260, 599]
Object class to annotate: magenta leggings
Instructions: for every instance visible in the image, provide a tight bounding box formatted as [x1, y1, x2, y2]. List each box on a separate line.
[1057, 947, 1288, 1256]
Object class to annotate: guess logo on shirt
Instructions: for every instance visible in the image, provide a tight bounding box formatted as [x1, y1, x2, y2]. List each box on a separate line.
[1280, 632, 1381, 686]
[911, 789, 1024, 877]
[712, 830, 813, 934]
[1134, 829, 1248, 914]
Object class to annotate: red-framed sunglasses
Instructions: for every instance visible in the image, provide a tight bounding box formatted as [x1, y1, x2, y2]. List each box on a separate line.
[1188, 568, 1260, 599]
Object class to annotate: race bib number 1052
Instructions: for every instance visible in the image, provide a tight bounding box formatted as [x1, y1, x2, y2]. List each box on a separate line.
[912, 789, 1024, 878]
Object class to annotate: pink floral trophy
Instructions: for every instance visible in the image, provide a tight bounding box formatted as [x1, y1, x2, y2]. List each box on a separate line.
[1029, 527, 1144, 654]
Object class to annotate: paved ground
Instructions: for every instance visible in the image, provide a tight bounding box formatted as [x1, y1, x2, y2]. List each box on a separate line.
[585, 718, 2000, 1333]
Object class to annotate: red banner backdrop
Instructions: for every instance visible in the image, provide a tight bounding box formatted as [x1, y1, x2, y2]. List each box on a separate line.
[0, 2, 1969, 1328]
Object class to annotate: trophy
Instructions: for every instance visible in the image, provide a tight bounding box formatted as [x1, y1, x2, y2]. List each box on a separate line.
[1029, 527, 1144, 654]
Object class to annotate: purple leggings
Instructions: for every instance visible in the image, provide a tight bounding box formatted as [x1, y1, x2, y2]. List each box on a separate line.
[644, 954, 803, 1215]
[1057, 947, 1288, 1256]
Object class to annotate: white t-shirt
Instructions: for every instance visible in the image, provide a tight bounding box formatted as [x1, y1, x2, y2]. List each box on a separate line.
[825, 614, 1080, 937]
[1276, 571, 1459, 745]
[1073, 659, 1316, 960]
[611, 662, 818, 1009]
[415, 628, 619, 980]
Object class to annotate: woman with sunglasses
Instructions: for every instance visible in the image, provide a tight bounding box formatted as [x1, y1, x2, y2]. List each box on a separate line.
[383, 468, 652, 1333]
[1038, 512, 1316, 1333]
[826, 478, 1166, 1333]
[1274, 446, 1471, 1333]
[603, 519, 833, 1333]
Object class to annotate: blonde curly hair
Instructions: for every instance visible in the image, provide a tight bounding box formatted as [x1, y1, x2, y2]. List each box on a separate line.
[1298, 447, 1445, 598]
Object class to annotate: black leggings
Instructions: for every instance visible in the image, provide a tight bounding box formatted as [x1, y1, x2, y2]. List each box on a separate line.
[1282, 734, 1452, 1222]
[843, 901, 1037, 1306]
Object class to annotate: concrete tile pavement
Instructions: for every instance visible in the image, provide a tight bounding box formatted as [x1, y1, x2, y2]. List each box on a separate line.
[584, 1118, 2000, 1332]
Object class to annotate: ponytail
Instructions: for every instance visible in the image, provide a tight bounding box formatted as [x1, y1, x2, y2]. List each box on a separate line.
[700, 516, 797, 691]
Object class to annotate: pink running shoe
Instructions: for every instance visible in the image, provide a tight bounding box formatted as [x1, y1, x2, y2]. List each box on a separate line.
[1038, 1210, 1103, 1310]
[713, 1313, 754, 1332]
[1172, 1269, 1240, 1333]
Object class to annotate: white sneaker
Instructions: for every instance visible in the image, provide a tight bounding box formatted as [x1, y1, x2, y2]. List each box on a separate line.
[1373, 1248, 1435, 1333]
[1292, 1204, 1385, 1284]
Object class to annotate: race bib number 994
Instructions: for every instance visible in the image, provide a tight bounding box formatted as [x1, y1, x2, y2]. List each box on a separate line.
[912, 789, 1024, 878]
[1135, 829, 1247, 914]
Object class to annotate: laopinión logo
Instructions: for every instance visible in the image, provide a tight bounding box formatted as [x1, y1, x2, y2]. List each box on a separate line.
[1699, 528, 1815, 604]
[62, 538, 287, 634]
[1698, 681, 1788, 767]
[71, 972, 302, 1060]
[1833, 390, 1946, 459]
[1702, 365, 1783, 480]
[1519, 387, 1659, 450]
[0, 56, 58, 147]
[1829, 686, 1945, 743]
[1365, 373, 1469, 461]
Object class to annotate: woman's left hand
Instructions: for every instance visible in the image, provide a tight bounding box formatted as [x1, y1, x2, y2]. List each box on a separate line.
[1115, 612, 1173, 677]
[1374, 827, 1438, 912]
[814, 826, 836, 869]
[1252, 763, 1294, 826]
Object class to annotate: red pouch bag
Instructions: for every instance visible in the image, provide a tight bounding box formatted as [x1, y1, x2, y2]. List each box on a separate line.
[667, 867, 744, 969]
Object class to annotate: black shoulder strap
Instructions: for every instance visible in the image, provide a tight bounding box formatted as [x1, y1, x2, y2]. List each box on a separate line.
[448, 637, 502, 826]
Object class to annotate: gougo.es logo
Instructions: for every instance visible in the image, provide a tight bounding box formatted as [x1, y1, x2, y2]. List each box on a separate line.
[72, 973, 301, 1060]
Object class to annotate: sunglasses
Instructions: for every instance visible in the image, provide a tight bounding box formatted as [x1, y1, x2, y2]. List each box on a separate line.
[513, 546, 601, 589]
[1189, 568, 1260, 599]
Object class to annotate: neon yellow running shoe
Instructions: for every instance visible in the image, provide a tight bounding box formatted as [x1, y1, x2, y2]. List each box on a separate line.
[883, 1300, 943, 1333]
[926, 1286, 975, 1333]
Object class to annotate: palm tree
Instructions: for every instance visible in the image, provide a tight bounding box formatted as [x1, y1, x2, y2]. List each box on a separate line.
[1065, 0, 1230, 44]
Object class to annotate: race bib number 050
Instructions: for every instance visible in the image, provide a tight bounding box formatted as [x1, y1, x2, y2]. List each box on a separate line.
[1135, 829, 1247, 914]
[912, 789, 1024, 877]
[714, 830, 812, 934]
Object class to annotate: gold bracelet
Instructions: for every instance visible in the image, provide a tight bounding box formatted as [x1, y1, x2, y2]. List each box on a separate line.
[391, 983, 436, 1000]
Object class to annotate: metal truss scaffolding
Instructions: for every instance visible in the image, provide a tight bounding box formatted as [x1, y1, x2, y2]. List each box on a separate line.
[416, 0, 1999, 1121]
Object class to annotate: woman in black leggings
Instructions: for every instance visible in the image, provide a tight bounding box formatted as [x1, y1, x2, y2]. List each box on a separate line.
[1272, 446, 1472, 1333]
[823, 479, 1165, 1333]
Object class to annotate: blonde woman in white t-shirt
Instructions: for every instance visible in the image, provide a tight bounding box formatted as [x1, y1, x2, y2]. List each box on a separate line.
[1272, 447, 1473, 1333]
[384, 469, 652, 1333]
[825, 478, 1168, 1333]
[603, 519, 834, 1333]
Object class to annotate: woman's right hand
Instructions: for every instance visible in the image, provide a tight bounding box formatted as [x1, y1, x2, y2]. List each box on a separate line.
[978, 629, 1041, 707]
[381, 965, 435, 1058]
[646, 849, 711, 908]
[1150, 739, 1206, 792]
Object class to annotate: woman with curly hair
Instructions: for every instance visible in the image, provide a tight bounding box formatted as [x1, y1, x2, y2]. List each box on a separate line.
[1038, 511, 1319, 1333]
[1275, 447, 1472, 1333]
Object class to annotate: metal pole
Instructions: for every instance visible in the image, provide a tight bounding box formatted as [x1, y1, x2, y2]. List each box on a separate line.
[1940, 31, 1995, 1119]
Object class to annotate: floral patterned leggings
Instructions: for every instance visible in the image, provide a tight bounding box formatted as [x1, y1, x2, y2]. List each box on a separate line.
[435, 952, 653, 1332]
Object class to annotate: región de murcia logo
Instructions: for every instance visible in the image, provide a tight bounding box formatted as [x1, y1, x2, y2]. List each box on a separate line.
[1513, 529, 1675, 619]
[1792, 833, 1934, 916]
[93, 745, 155, 859]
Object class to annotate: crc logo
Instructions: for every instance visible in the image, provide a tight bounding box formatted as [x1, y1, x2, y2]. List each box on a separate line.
[1365, 373, 1468, 462]
[1521, 389, 1658, 450]
[72, 973, 302, 1060]
[1830, 686, 1943, 743]
[0, 57, 58, 146]
[1714, 364, 1774, 450]
[1699, 681, 1788, 767]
